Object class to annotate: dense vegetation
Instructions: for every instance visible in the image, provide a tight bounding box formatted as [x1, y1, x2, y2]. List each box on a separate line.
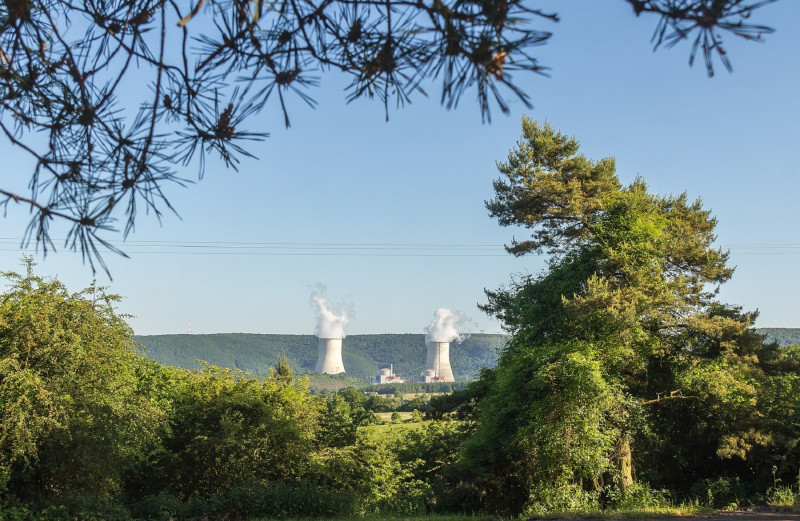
[2, 122, 799, 520]
[0, 260, 455, 520]
[135, 333, 503, 383]
[459, 120, 800, 515]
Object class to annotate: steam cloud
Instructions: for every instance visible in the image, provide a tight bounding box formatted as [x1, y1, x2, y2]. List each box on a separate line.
[425, 308, 470, 343]
[310, 286, 351, 339]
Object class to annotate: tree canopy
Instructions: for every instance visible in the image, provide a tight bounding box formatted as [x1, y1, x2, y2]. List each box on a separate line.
[462, 119, 800, 514]
[0, 0, 783, 272]
[0, 257, 160, 496]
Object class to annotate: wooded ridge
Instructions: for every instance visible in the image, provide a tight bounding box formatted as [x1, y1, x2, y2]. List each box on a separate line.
[135, 329, 798, 383]
[134, 333, 506, 382]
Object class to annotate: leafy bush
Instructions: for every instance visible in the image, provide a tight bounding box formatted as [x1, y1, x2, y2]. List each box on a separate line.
[611, 483, 670, 510]
[0, 497, 32, 521]
[0, 259, 164, 498]
[0, 495, 132, 521]
[127, 492, 186, 521]
[146, 363, 322, 498]
[690, 476, 749, 508]
[43, 495, 132, 521]
[766, 468, 800, 512]
[767, 485, 797, 510]
[130, 483, 359, 520]
[226, 482, 359, 518]
[523, 482, 600, 516]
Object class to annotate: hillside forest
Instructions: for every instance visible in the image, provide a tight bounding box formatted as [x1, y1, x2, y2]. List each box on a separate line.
[1, 121, 800, 521]
[136, 329, 799, 389]
[135, 333, 504, 384]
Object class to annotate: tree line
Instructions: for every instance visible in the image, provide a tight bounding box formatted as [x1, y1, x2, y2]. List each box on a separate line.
[758, 328, 800, 347]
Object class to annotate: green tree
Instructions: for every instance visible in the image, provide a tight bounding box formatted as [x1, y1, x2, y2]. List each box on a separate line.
[395, 419, 473, 512]
[319, 394, 360, 448]
[152, 362, 323, 498]
[0, 257, 162, 498]
[338, 387, 376, 426]
[321, 431, 423, 514]
[0, 1, 782, 269]
[466, 119, 776, 514]
[365, 393, 395, 413]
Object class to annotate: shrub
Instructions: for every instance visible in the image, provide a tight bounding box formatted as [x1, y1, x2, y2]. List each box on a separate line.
[611, 483, 670, 510]
[225, 482, 358, 518]
[523, 482, 601, 516]
[690, 476, 749, 508]
[0, 495, 132, 521]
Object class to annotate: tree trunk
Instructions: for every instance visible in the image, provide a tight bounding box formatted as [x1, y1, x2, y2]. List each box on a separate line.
[617, 438, 634, 489]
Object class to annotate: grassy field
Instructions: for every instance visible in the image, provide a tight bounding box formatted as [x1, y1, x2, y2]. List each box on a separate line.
[373, 412, 416, 422]
[363, 413, 424, 442]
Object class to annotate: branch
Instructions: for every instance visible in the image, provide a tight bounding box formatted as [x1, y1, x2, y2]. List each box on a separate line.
[641, 390, 698, 406]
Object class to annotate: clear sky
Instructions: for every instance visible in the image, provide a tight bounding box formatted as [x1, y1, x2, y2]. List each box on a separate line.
[1, 1, 798, 336]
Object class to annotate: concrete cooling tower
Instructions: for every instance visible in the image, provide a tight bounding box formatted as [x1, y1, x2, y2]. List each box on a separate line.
[424, 341, 454, 382]
[315, 337, 345, 374]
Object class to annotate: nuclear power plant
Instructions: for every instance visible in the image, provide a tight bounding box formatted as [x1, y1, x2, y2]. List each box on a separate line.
[423, 341, 455, 382]
[375, 364, 405, 384]
[315, 337, 345, 374]
[310, 298, 466, 381]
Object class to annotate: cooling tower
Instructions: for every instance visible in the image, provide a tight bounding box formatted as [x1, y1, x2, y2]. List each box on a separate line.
[315, 337, 345, 374]
[424, 341, 454, 382]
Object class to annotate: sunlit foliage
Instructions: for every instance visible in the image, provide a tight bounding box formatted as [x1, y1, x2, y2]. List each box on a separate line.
[464, 119, 800, 514]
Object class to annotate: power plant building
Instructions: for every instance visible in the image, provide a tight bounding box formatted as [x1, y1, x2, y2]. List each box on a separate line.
[421, 369, 438, 383]
[375, 365, 404, 384]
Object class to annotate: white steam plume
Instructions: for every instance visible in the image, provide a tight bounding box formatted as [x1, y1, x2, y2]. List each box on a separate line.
[425, 308, 470, 343]
[310, 286, 351, 339]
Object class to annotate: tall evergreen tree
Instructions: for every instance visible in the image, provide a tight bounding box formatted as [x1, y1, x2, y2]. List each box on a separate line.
[466, 119, 791, 514]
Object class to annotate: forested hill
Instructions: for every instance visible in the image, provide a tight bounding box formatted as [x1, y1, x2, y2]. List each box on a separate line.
[758, 328, 800, 347]
[134, 333, 505, 382]
[136, 329, 797, 381]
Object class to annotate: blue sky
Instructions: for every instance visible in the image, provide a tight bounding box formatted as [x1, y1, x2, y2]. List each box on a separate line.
[1, 1, 798, 336]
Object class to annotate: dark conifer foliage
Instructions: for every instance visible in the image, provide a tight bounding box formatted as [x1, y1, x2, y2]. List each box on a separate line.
[0, 0, 781, 272]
